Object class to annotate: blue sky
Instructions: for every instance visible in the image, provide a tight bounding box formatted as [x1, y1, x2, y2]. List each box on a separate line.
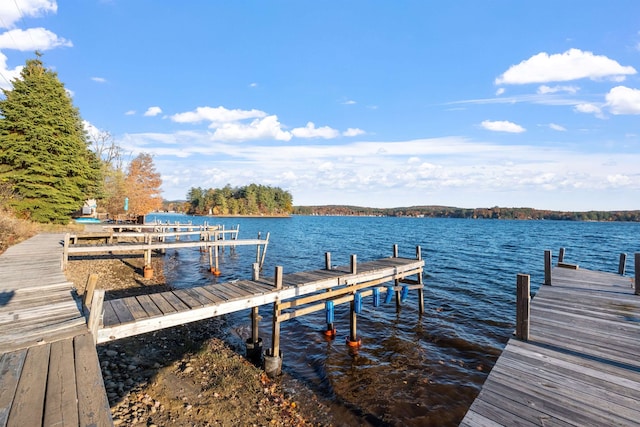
[2, 1, 640, 210]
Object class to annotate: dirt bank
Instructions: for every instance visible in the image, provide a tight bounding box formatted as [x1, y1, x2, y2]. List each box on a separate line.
[65, 254, 335, 426]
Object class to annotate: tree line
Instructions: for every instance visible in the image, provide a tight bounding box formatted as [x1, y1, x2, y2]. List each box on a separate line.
[293, 205, 640, 222]
[186, 184, 293, 216]
[0, 55, 162, 223]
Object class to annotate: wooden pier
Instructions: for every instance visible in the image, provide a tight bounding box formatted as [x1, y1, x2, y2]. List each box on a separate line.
[1, 231, 424, 424]
[461, 251, 640, 426]
[0, 234, 112, 426]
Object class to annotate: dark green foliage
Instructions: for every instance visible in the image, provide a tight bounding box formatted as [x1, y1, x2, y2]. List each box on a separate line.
[186, 184, 292, 216]
[0, 57, 101, 223]
[292, 205, 640, 221]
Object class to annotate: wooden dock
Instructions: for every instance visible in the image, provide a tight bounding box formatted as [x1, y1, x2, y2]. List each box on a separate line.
[0, 234, 112, 426]
[461, 260, 640, 426]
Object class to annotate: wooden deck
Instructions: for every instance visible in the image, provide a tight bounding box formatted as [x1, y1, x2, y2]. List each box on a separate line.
[95, 256, 425, 344]
[460, 266, 640, 426]
[0, 234, 112, 426]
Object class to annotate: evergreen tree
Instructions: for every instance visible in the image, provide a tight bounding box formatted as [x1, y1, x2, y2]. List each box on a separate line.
[0, 55, 101, 223]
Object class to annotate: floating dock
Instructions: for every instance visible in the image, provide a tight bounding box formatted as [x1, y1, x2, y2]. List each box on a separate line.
[461, 251, 640, 426]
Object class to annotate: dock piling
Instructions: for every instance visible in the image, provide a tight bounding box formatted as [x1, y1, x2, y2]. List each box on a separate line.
[635, 254, 640, 295]
[416, 245, 424, 314]
[515, 273, 530, 341]
[265, 266, 284, 377]
[619, 253, 627, 275]
[544, 250, 552, 285]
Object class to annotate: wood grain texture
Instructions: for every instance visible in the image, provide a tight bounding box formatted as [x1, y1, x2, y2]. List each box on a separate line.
[461, 266, 640, 426]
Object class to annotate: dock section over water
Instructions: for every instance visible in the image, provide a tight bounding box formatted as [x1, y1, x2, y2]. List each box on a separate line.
[461, 260, 640, 426]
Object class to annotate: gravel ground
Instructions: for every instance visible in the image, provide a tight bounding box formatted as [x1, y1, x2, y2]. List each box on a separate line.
[65, 253, 336, 426]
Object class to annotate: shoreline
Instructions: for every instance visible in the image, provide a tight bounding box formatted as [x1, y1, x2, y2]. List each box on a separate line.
[64, 254, 334, 426]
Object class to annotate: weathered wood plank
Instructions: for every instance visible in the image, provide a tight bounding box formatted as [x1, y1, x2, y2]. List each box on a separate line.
[0, 350, 27, 427]
[136, 294, 163, 317]
[121, 296, 150, 320]
[7, 344, 50, 427]
[44, 338, 78, 427]
[147, 294, 177, 314]
[109, 298, 136, 324]
[74, 333, 112, 426]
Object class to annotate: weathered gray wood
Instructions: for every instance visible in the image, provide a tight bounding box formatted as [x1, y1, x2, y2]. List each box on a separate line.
[74, 333, 112, 426]
[544, 249, 552, 285]
[7, 344, 50, 427]
[618, 253, 627, 275]
[136, 294, 163, 317]
[515, 274, 530, 341]
[635, 253, 640, 295]
[0, 350, 27, 427]
[44, 338, 78, 427]
[462, 264, 640, 426]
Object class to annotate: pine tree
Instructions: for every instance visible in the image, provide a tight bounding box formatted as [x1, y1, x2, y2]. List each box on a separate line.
[0, 55, 101, 223]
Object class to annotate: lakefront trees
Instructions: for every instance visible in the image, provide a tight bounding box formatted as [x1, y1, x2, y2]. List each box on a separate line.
[0, 55, 101, 223]
[124, 153, 163, 217]
[186, 184, 292, 216]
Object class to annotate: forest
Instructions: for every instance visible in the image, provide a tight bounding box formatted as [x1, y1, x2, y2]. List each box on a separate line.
[185, 184, 293, 216]
[292, 205, 640, 222]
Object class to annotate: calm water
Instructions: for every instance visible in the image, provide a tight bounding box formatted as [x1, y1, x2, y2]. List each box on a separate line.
[146, 213, 640, 426]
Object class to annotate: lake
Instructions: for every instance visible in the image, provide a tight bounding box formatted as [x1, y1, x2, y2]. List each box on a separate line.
[146, 213, 640, 426]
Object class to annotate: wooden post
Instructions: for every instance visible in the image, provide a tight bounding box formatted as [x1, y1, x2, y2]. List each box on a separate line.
[635, 254, 640, 296]
[544, 250, 552, 285]
[259, 232, 270, 270]
[516, 274, 530, 341]
[88, 289, 105, 343]
[395, 277, 401, 311]
[251, 307, 260, 345]
[558, 247, 565, 264]
[350, 254, 357, 275]
[82, 274, 99, 314]
[271, 266, 283, 357]
[62, 233, 70, 270]
[416, 245, 424, 315]
[252, 262, 260, 280]
[256, 232, 261, 264]
[619, 253, 627, 275]
[349, 298, 358, 343]
[325, 252, 332, 270]
[393, 244, 398, 258]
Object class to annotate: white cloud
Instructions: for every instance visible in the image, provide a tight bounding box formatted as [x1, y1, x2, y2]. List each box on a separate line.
[0, 51, 22, 89]
[574, 103, 604, 118]
[291, 122, 340, 139]
[480, 120, 526, 133]
[0, 0, 56, 29]
[537, 85, 579, 94]
[605, 86, 640, 115]
[495, 49, 636, 85]
[549, 123, 566, 131]
[82, 120, 101, 141]
[144, 106, 163, 117]
[343, 128, 365, 137]
[342, 99, 357, 105]
[0, 27, 71, 50]
[495, 88, 505, 96]
[249, 82, 258, 88]
[171, 106, 266, 125]
[125, 110, 136, 115]
[211, 115, 292, 142]
[91, 77, 106, 83]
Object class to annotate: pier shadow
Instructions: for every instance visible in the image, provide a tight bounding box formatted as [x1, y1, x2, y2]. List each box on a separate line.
[0, 290, 14, 307]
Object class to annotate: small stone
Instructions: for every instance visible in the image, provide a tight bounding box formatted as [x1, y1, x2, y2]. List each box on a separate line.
[105, 350, 118, 357]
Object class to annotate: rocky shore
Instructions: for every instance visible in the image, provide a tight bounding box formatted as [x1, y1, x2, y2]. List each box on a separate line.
[65, 254, 335, 426]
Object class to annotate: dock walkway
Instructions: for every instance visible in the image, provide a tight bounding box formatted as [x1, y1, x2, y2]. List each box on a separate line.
[0, 234, 112, 426]
[461, 265, 640, 426]
[94, 256, 425, 344]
